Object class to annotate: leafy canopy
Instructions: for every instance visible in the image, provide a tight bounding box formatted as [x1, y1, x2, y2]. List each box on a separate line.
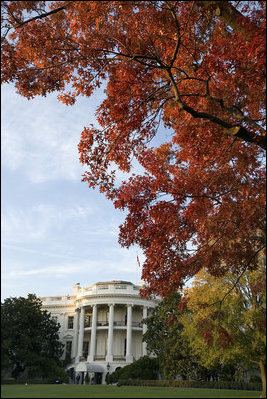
[143, 291, 203, 380]
[180, 266, 266, 388]
[1, 294, 64, 379]
[143, 291, 237, 381]
[1, 1, 266, 296]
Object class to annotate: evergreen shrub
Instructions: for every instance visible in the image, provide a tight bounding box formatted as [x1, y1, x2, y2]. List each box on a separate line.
[116, 379, 262, 391]
[107, 356, 159, 384]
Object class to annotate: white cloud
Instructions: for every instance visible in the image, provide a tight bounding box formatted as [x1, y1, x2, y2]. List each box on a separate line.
[2, 208, 48, 242]
[1, 203, 95, 244]
[2, 243, 84, 261]
[3, 260, 99, 279]
[2, 110, 80, 183]
[1, 84, 104, 183]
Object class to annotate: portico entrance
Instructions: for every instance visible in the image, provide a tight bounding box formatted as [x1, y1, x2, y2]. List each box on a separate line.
[74, 362, 104, 385]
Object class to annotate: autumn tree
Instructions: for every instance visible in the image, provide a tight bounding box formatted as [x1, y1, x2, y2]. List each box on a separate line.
[143, 291, 234, 381]
[1, 294, 65, 380]
[1, 1, 266, 296]
[180, 266, 266, 397]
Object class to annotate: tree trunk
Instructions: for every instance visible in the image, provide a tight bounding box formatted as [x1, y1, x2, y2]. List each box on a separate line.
[259, 359, 266, 398]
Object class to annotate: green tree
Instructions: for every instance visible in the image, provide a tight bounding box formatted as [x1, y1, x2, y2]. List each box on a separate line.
[180, 266, 266, 397]
[143, 292, 187, 379]
[1, 294, 64, 380]
[143, 291, 235, 381]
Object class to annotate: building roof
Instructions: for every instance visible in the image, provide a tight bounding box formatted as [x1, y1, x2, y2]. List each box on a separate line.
[95, 280, 133, 286]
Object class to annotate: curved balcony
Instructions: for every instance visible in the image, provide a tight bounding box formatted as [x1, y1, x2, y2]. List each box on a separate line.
[97, 321, 109, 327]
[84, 320, 143, 329]
[84, 321, 143, 328]
[76, 281, 141, 300]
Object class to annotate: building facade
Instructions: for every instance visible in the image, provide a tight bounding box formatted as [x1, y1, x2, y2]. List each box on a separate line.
[41, 280, 159, 384]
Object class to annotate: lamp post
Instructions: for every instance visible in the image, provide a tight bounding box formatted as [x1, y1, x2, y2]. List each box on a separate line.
[106, 362, 111, 385]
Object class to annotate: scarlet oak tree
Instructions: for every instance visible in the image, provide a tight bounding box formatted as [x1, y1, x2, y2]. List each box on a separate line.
[1, 1, 266, 296]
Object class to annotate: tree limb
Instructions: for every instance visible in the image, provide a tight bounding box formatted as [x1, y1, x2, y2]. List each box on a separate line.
[196, 1, 260, 40]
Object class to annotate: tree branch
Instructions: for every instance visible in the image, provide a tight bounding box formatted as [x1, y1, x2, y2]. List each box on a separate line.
[196, 1, 260, 40]
[7, 5, 66, 28]
[181, 102, 266, 150]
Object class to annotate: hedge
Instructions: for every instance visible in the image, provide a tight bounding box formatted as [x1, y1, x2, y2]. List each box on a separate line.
[116, 379, 262, 391]
[1, 378, 67, 385]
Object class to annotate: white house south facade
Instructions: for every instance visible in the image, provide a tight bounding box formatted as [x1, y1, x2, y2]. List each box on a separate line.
[40, 280, 159, 384]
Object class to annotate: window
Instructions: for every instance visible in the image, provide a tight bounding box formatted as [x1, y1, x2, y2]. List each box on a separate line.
[51, 316, 58, 324]
[65, 341, 72, 360]
[84, 314, 92, 328]
[68, 316, 74, 329]
[82, 341, 89, 358]
[124, 338, 127, 356]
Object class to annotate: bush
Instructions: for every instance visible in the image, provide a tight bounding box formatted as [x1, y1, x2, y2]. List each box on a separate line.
[108, 356, 159, 384]
[116, 379, 262, 391]
[1, 378, 50, 384]
[40, 360, 69, 383]
[249, 375, 262, 383]
[1, 367, 69, 385]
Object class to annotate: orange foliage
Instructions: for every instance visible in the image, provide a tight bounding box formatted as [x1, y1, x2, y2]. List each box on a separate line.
[1, 1, 266, 297]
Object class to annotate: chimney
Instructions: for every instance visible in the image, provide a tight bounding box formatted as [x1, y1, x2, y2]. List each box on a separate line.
[73, 283, 81, 296]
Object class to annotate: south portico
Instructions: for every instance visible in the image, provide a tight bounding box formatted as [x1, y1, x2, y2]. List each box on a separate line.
[41, 280, 159, 384]
[73, 303, 148, 362]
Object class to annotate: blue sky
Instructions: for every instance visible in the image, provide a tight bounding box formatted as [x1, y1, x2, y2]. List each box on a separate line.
[1, 83, 147, 301]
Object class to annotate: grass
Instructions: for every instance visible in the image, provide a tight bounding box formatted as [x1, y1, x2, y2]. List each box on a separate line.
[1, 384, 262, 398]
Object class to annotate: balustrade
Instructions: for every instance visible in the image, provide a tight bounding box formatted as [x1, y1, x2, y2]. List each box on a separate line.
[84, 320, 142, 328]
[113, 355, 126, 361]
[94, 355, 106, 360]
[113, 320, 126, 326]
[96, 321, 109, 326]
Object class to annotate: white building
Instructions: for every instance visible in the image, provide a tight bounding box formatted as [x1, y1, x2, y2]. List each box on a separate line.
[41, 280, 159, 384]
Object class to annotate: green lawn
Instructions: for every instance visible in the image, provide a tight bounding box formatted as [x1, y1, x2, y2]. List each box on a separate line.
[1, 384, 262, 398]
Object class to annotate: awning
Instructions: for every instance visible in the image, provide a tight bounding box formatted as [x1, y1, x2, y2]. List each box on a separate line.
[75, 363, 104, 373]
[87, 364, 104, 373]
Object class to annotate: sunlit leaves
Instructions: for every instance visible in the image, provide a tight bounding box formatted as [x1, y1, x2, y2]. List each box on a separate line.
[1, 1, 266, 297]
[180, 267, 266, 370]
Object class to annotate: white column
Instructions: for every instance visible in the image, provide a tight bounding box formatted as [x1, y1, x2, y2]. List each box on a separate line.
[77, 307, 85, 360]
[72, 309, 79, 359]
[142, 306, 148, 356]
[126, 304, 133, 362]
[88, 304, 97, 362]
[106, 303, 114, 362]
